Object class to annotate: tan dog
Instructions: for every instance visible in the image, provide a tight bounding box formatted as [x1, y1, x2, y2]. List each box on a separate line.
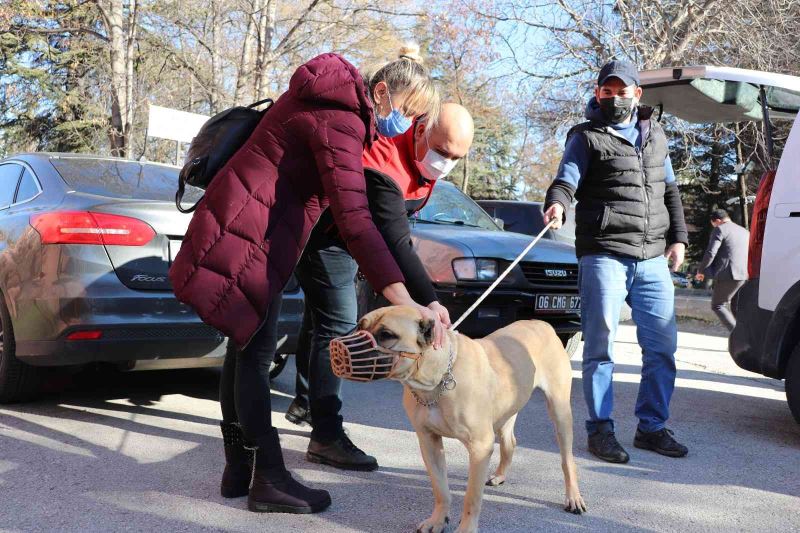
[357, 305, 587, 533]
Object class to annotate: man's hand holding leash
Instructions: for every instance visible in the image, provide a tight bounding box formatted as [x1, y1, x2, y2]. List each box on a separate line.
[543, 203, 565, 230]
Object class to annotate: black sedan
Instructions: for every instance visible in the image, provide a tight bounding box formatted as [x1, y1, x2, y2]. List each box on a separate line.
[357, 182, 582, 355]
[0, 153, 303, 402]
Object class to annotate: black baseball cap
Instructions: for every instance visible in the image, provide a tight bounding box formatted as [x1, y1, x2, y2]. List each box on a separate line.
[710, 209, 729, 221]
[598, 59, 640, 87]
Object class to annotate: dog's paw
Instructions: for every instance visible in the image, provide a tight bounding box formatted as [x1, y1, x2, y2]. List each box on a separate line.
[563, 492, 588, 515]
[485, 474, 506, 487]
[453, 523, 478, 533]
[416, 515, 449, 533]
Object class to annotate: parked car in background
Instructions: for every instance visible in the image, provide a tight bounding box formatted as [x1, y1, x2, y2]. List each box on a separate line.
[357, 181, 583, 356]
[670, 271, 691, 289]
[638, 65, 800, 423]
[0, 153, 302, 403]
[477, 200, 577, 246]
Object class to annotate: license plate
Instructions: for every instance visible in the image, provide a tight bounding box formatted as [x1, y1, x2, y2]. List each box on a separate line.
[169, 240, 182, 262]
[535, 294, 581, 314]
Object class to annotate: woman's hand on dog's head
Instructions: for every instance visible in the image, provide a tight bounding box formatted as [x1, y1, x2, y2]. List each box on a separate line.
[427, 301, 451, 329]
[416, 305, 446, 349]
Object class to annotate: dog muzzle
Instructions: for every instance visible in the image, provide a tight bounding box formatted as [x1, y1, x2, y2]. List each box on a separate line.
[329, 330, 421, 382]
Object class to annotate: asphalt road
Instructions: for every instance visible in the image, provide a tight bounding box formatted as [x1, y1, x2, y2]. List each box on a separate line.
[1, 320, 799, 532]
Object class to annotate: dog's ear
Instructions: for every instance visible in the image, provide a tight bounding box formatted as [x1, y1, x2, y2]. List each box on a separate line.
[417, 318, 435, 347]
[357, 307, 387, 332]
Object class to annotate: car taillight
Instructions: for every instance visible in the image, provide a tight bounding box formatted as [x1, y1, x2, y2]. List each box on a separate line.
[747, 170, 777, 279]
[31, 212, 155, 246]
[66, 330, 103, 340]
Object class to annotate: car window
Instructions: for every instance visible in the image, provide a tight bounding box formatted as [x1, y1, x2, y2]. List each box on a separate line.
[49, 157, 203, 202]
[0, 163, 23, 208]
[416, 183, 500, 231]
[14, 168, 40, 204]
[482, 203, 577, 244]
[494, 205, 544, 235]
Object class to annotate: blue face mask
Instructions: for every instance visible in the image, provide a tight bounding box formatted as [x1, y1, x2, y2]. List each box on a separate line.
[375, 91, 412, 137]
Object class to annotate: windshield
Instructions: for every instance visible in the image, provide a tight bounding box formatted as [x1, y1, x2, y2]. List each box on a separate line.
[50, 157, 204, 202]
[415, 182, 500, 231]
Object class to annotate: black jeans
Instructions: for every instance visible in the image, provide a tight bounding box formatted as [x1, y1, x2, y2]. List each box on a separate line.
[294, 231, 358, 442]
[220, 293, 284, 441]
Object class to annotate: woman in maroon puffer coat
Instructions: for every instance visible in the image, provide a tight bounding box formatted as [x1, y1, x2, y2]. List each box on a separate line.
[169, 50, 440, 514]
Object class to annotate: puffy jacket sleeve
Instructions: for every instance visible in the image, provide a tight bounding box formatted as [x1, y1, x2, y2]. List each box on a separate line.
[309, 115, 404, 292]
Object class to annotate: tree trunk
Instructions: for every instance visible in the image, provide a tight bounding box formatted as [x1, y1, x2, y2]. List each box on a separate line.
[124, 0, 137, 158]
[234, 0, 258, 104]
[255, 0, 276, 100]
[209, 0, 224, 113]
[461, 154, 470, 194]
[734, 125, 750, 229]
[98, 0, 138, 158]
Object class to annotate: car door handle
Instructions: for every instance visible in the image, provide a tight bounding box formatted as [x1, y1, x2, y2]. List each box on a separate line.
[773, 203, 800, 218]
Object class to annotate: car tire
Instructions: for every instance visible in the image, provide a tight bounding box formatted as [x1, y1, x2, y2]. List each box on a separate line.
[0, 296, 40, 403]
[785, 344, 800, 424]
[559, 332, 582, 358]
[269, 353, 289, 380]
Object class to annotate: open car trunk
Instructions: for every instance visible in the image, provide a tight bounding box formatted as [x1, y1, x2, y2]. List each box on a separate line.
[637, 66, 800, 318]
[639, 66, 800, 124]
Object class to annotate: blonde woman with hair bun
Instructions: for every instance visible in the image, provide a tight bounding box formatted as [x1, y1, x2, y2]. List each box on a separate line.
[171, 46, 442, 516]
[364, 43, 441, 134]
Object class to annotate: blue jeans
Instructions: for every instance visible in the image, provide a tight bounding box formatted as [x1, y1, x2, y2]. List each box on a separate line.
[294, 232, 358, 442]
[578, 254, 678, 434]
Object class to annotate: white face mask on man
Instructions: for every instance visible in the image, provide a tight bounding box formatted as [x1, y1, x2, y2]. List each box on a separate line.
[415, 138, 458, 181]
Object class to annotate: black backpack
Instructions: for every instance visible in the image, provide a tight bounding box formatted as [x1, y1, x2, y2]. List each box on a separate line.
[175, 98, 274, 213]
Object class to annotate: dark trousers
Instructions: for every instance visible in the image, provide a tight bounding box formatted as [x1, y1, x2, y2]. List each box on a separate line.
[219, 293, 284, 441]
[294, 232, 358, 442]
[711, 279, 745, 332]
[293, 299, 312, 407]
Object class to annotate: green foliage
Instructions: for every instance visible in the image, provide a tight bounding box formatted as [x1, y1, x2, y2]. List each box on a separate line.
[453, 111, 520, 199]
[0, 1, 107, 157]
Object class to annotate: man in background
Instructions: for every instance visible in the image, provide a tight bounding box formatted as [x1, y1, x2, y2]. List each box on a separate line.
[695, 209, 750, 331]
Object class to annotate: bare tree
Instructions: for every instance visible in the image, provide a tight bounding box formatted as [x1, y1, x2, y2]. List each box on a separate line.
[234, 0, 259, 103]
[96, 0, 139, 157]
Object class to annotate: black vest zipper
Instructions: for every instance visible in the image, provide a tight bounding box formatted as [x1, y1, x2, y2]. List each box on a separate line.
[637, 147, 650, 259]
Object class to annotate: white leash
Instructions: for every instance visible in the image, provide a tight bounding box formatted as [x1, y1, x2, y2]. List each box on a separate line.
[450, 219, 556, 331]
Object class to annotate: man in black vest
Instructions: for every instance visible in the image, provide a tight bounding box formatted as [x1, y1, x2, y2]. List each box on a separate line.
[544, 60, 689, 463]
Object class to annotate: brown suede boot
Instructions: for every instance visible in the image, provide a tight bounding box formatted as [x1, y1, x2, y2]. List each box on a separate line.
[220, 421, 252, 498]
[247, 428, 331, 514]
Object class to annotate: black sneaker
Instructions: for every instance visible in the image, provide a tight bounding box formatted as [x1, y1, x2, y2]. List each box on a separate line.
[588, 428, 630, 463]
[634, 428, 688, 458]
[285, 398, 312, 427]
[306, 432, 378, 471]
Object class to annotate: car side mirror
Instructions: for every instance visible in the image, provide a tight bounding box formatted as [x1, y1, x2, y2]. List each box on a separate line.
[493, 217, 505, 230]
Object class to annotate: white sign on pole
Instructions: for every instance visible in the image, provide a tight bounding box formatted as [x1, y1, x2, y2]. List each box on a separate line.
[147, 105, 209, 143]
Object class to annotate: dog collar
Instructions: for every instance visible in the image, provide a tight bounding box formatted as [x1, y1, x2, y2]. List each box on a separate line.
[410, 340, 457, 407]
